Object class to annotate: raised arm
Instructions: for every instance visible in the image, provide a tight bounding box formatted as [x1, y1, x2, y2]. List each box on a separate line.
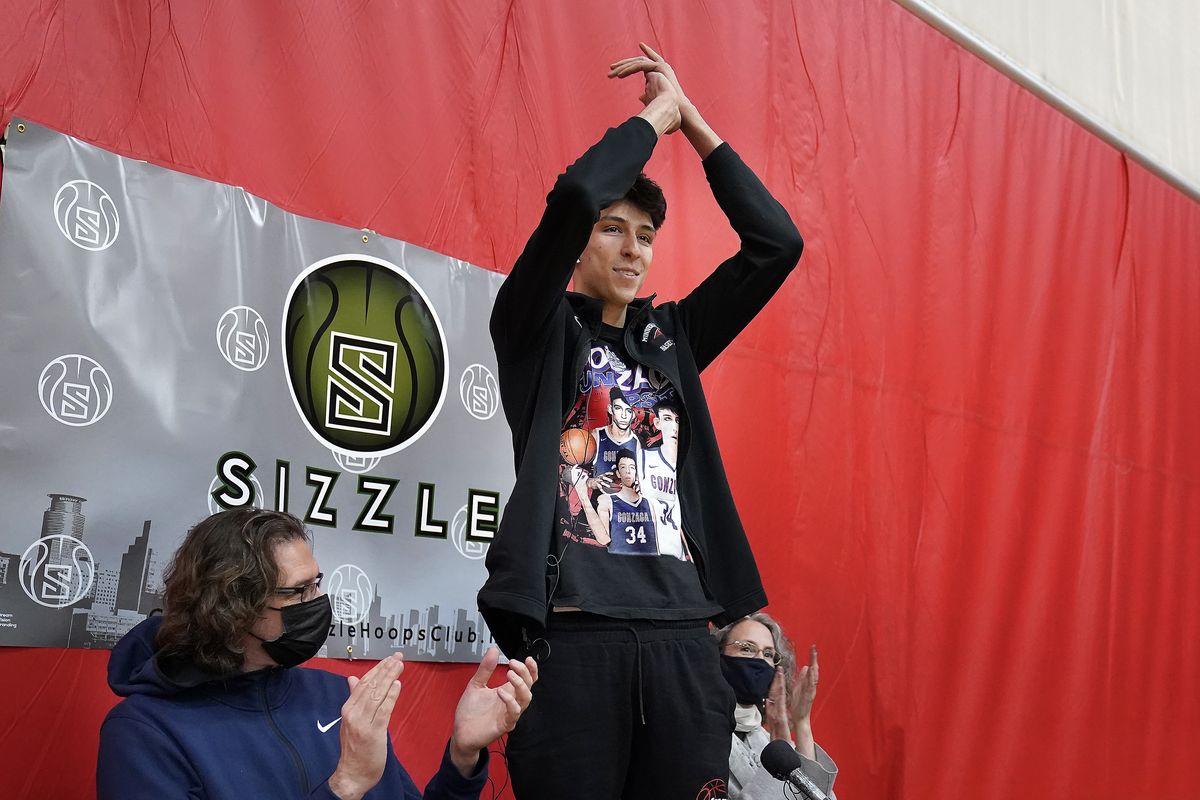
[790, 645, 839, 798]
[789, 644, 820, 760]
[570, 467, 613, 545]
[490, 86, 679, 364]
[676, 143, 803, 370]
[610, 43, 804, 371]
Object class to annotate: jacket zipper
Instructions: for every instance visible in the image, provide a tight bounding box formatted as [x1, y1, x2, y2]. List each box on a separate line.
[261, 680, 311, 795]
[563, 314, 598, 424]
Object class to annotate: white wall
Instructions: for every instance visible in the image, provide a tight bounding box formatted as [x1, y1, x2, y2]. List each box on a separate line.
[896, 0, 1199, 200]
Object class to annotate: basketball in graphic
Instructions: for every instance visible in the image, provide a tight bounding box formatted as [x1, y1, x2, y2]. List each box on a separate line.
[283, 255, 447, 456]
[559, 428, 597, 465]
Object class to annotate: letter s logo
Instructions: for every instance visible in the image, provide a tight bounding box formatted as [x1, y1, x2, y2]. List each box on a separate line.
[282, 255, 448, 457]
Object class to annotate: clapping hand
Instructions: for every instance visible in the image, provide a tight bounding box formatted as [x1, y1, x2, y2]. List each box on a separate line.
[789, 645, 820, 760]
[609, 42, 693, 117]
[448, 646, 539, 777]
[764, 666, 792, 743]
[608, 41, 722, 157]
[790, 644, 819, 725]
[328, 654, 405, 800]
[609, 42, 687, 137]
[764, 644, 820, 761]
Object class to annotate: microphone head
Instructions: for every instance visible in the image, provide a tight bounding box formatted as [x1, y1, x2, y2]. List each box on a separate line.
[760, 739, 805, 781]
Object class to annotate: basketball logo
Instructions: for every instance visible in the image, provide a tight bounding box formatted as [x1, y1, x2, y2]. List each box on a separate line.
[53, 179, 120, 251]
[327, 564, 373, 624]
[450, 504, 489, 560]
[330, 450, 382, 474]
[282, 255, 448, 457]
[216, 305, 270, 371]
[38, 354, 113, 427]
[694, 779, 728, 800]
[559, 428, 596, 465]
[19, 534, 96, 609]
[459, 363, 500, 421]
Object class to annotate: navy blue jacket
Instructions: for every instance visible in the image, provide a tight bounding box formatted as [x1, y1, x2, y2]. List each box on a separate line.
[98, 617, 488, 800]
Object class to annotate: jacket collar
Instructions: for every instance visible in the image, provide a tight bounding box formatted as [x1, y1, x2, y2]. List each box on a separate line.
[156, 649, 295, 712]
[109, 615, 295, 711]
[566, 292, 657, 331]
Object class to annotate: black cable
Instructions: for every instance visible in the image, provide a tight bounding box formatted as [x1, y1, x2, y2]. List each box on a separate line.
[485, 732, 511, 799]
[545, 544, 567, 605]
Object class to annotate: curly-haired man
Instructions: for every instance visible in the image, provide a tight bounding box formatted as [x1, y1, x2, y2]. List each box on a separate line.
[98, 508, 537, 800]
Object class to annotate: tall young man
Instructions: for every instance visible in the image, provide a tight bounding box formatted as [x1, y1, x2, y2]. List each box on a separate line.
[479, 44, 803, 798]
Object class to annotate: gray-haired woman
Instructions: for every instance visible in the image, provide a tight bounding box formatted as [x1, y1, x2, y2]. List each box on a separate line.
[715, 613, 839, 799]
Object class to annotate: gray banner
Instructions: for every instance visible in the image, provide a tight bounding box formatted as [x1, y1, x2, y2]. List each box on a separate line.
[0, 120, 511, 662]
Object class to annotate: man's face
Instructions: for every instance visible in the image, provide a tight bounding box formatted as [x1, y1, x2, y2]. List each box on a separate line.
[609, 397, 634, 431]
[653, 408, 679, 442]
[573, 200, 656, 308]
[617, 455, 638, 489]
[252, 539, 322, 644]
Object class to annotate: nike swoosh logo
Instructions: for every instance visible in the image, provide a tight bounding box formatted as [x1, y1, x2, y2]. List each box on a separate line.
[317, 717, 341, 733]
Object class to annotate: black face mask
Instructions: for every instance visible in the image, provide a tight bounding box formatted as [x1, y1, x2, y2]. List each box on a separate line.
[720, 654, 776, 705]
[253, 595, 332, 668]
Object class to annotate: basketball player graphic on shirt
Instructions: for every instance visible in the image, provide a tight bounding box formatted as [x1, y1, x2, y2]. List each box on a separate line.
[572, 448, 659, 555]
[638, 401, 689, 561]
[587, 386, 640, 493]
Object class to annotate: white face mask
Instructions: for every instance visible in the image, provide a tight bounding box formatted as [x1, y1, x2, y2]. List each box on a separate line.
[733, 702, 763, 733]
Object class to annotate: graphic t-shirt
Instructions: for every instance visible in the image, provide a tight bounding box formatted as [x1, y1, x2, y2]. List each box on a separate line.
[552, 323, 718, 618]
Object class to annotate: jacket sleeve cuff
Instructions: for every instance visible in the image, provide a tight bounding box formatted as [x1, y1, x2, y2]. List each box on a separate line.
[700, 141, 737, 173]
[423, 740, 490, 799]
[308, 780, 343, 800]
[623, 114, 660, 146]
[796, 741, 839, 796]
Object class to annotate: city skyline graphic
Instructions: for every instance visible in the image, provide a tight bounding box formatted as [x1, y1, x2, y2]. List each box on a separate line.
[0, 493, 167, 649]
[0, 492, 495, 661]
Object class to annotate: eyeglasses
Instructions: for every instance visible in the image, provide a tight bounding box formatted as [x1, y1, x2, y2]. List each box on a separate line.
[273, 573, 324, 605]
[726, 639, 782, 666]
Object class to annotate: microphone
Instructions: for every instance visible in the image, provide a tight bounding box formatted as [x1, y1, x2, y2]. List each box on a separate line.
[760, 740, 828, 800]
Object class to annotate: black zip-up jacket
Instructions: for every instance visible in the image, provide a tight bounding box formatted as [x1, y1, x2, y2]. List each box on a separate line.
[479, 116, 803, 657]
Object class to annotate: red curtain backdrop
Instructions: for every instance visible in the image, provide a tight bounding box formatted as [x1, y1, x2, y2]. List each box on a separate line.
[2, 2, 1197, 798]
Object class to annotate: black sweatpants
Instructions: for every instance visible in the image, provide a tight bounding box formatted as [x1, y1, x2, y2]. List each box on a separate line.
[506, 614, 736, 800]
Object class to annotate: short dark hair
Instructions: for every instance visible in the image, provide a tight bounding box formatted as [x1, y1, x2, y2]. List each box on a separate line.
[156, 509, 310, 675]
[624, 173, 666, 230]
[615, 447, 637, 470]
[652, 399, 680, 418]
[608, 386, 630, 407]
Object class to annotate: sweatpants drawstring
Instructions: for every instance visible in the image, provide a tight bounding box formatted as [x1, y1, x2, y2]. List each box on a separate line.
[626, 625, 646, 725]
